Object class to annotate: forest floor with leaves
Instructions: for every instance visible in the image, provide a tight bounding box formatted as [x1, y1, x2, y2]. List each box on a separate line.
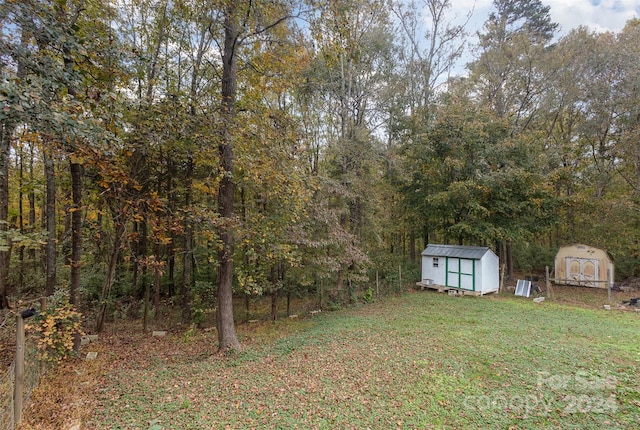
[14, 285, 640, 429]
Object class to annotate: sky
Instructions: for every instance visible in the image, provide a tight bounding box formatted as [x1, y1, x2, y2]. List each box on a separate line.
[459, 0, 640, 36]
[441, 0, 639, 76]
[543, 0, 639, 34]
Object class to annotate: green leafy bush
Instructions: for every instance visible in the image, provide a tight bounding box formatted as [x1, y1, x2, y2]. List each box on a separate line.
[33, 300, 84, 363]
[362, 287, 374, 302]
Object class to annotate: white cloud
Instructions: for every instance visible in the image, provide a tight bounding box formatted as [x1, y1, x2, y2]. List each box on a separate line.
[544, 0, 639, 34]
[460, 0, 639, 36]
[423, 0, 638, 77]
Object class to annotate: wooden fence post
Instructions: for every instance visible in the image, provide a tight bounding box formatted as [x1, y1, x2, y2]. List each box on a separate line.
[608, 267, 613, 303]
[14, 304, 39, 429]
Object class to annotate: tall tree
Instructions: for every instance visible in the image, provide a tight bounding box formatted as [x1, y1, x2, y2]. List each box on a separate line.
[305, 0, 395, 291]
[390, 0, 468, 122]
[389, 0, 469, 257]
[0, 2, 29, 307]
[213, 0, 298, 352]
[615, 20, 640, 202]
[1, 0, 87, 305]
[468, 0, 558, 277]
[215, 0, 242, 352]
[539, 26, 633, 250]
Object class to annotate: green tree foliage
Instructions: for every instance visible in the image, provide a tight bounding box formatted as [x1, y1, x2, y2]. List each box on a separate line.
[3, 0, 640, 337]
[1, 0, 119, 308]
[539, 20, 640, 273]
[463, 0, 560, 277]
[302, 0, 396, 292]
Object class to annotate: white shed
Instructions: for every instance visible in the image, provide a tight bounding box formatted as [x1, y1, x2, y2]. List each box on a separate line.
[418, 244, 499, 295]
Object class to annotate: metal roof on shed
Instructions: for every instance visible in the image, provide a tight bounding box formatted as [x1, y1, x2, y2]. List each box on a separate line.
[421, 244, 492, 260]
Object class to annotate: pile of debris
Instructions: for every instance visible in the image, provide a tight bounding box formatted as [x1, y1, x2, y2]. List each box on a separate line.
[621, 297, 640, 307]
[613, 278, 640, 292]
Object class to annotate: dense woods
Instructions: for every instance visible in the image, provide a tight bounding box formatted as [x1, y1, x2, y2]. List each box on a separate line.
[2, 0, 640, 350]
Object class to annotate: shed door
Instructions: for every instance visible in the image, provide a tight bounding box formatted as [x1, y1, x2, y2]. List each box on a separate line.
[446, 258, 475, 290]
[565, 257, 599, 287]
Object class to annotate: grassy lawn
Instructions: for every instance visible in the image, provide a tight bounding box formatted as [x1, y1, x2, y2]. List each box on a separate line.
[23, 290, 640, 429]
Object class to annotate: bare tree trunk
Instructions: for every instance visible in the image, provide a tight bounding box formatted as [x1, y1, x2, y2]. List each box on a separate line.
[92, 202, 104, 264]
[409, 232, 416, 262]
[130, 145, 149, 300]
[286, 291, 291, 318]
[28, 142, 36, 265]
[182, 156, 193, 325]
[69, 161, 83, 307]
[423, 225, 430, 250]
[166, 157, 176, 297]
[130, 223, 139, 297]
[0, 27, 28, 308]
[138, 220, 148, 297]
[215, 1, 242, 353]
[506, 241, 514, 282]
[57, 1, 84, 315]
[270, 265, 278, 321]
[0, 122, 13, 308]
[168, 253, 175, 296]
[18, 143, 25, 291]
[179, 21, 210, 325]
[44, 148, 57, 296]
[96, 216, 126, 333]
[271, 291, 277, 322]
[153, 261, 161, 310]
[635, 112, 640, 202]
[143, 281, 150, 332]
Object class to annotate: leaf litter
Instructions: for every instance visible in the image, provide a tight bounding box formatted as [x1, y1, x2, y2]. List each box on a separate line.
[18, 291, 640, 429]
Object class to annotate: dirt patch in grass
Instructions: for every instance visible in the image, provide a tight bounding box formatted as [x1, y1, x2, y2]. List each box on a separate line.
[501, 276, 640, 310]
[551, 284, 639, 309]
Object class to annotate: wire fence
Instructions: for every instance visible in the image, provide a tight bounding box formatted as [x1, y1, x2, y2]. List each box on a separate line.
[1, 312, 43, 430]
[1, 359, 14, 430]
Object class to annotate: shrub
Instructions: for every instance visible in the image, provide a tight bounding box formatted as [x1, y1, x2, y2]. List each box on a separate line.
[33, 301, 84, 363]
[362, 287, 374, 303]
